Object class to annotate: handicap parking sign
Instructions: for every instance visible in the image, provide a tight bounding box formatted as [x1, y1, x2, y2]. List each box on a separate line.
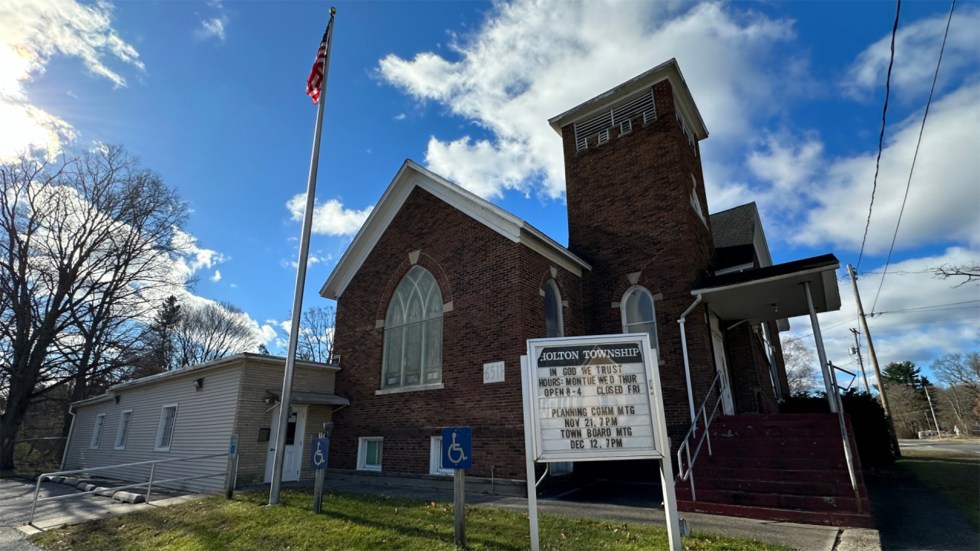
[310, 437, 329, 470]
[441, 427, 472, 470]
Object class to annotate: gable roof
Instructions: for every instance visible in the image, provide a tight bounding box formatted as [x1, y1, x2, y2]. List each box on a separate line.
[709, 202, 774, 269]
[320, 160, 591, 300]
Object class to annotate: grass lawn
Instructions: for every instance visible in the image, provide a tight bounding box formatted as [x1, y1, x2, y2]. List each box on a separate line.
[30, 489, 792, 551]
[899, 446, 980, 530]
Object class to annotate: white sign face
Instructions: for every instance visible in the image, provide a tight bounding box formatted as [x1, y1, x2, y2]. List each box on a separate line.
[483, 361, 505, 384]
[525, 334, 662, 462]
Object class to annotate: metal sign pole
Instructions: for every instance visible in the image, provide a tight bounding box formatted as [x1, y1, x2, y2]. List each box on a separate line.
[520, 355, 541, 551]
[453, 468, 465, 546]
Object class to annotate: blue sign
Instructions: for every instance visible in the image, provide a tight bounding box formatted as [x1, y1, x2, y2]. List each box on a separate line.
[441, 427, 472, 470]
[310, 437, 329, 470]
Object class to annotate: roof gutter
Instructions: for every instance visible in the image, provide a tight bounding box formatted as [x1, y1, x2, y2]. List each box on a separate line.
[678, 294, 703, 425]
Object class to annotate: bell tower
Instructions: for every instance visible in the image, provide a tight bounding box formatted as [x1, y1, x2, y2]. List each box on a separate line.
[549, 58, 714, 351]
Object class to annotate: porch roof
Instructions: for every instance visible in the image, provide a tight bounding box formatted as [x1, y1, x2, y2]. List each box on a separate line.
[693, 254, 842, 323]
[267, 390, 350, 407]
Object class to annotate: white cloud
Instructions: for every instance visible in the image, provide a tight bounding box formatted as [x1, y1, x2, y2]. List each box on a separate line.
[169, 228, 229, 284]
[286, 194, 373, 236]
[378, 0, 797, 200]
[211, 269, 222, 282]
[842, 6, 980, 102]
[746, 82, 980, 254]
[197, 15, 229, 42]
[0, 0, 142, 159]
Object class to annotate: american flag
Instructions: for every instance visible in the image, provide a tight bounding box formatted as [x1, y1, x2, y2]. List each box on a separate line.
[305, 27, 329, 104]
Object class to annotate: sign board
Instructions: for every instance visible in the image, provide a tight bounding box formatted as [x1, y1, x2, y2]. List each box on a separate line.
[228, 434, 239, 458]
[483, 361, 505, 384]
[441, 427, 472, 470]
[520, 333, 682, 551]
[310, 437, 328, 470]
[525, 334, 662, 462]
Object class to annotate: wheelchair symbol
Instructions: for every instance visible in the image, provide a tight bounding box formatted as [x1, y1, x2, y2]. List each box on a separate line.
[311, 438, 328, 469]
[447, 431, 468, 465]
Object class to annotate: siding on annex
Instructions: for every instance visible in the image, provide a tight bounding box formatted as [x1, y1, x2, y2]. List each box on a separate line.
[233, 363, 340, 485]
[63, 366, 241, 493]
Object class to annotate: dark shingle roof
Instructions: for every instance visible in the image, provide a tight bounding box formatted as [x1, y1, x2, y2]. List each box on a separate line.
[710, 202, 758, 248]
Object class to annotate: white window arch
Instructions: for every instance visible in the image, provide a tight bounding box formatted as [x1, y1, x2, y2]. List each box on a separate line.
[543, 279, 563, 338]
[621, 286, 659, 356]
[382, 266, 443, 389]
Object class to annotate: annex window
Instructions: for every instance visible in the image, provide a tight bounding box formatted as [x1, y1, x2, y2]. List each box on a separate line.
[543, 279, 563, 338]
[429, 436, 453, 476]
[382, 266, 443, 390]
[357, 437, 383, 472]
[621, 286, 659, 357]
[114, 410, 133, 450]
[90, 413, 106, 449]
[154, 404, 178, 452]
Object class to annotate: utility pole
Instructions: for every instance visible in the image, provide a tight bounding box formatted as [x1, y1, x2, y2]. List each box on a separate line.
[850, 328, 871, 394]
[923, 384, 941, 435]
[847, 264, 901, 457]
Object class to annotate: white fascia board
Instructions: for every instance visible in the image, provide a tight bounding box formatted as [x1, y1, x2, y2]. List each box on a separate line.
[520, 226, 591, 277]
[321, 159, 589, 299]
[548, 58, 708, 140]
[752, 208, 774, 268]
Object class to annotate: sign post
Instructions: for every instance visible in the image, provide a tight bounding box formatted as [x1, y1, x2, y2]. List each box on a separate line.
[310, 433, 329, 513]
[441, 426, 472, 546]
[225, 434, 239, 499]
[521, 334, 683, 551]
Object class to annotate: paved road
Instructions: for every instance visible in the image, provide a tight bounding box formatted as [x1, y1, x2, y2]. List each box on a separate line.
[899, 438, 980, 456]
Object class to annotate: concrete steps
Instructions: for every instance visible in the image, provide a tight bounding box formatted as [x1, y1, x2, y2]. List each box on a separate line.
[676, 413, 873, 528]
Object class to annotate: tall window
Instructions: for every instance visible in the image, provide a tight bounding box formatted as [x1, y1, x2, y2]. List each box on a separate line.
[90, 413, 106, 449]
[622, 286, 659, 356]
[114, 410, 133, 450]
[154, 404, 178, 452]
[382, 266, 443, 389]
[544, 279, 563, 338]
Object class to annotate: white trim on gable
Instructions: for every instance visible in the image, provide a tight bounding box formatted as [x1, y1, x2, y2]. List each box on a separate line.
[320, 160, 591, 300]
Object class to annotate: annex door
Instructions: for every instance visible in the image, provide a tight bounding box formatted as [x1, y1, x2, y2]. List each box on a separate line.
[264, 404, 307, 483]
[709, 314, 735, 415]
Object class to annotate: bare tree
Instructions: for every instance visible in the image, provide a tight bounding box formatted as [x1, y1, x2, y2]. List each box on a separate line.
[931, 353, 980, 434]
[174, 301, 260, 368]
[0, 147, 187, 469]
[780, 335, 820, 394]
[297, 306, 335, 363]
[932, 263, 980, 287]
[885, 383, 932, 438]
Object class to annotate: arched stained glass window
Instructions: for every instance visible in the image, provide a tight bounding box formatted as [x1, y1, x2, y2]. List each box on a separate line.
[544, 279, 563, 338]
[382, 266, 443, 389]
[621, 286, 659, 355]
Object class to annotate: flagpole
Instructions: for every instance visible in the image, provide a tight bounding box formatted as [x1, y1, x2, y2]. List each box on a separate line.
[269, 6, 336, 506]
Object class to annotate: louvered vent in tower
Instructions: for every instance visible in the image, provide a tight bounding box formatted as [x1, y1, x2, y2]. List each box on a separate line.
[573, 90, 655, 152]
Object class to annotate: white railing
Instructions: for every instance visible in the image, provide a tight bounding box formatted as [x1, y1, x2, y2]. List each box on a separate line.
[829, 363, 863, 514]
[675, 372, 724, 501]
[28, 453, 228, 526]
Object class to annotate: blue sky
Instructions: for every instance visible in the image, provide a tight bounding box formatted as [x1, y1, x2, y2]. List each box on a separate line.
[2, 0, 978, 383]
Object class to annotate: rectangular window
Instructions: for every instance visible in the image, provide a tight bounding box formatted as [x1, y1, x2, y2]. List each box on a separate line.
[154, 404, 178, 452]
[114, 410, 133, 450]
[90, 413, 106, 449]
[429, 436, 453, 476]
[357, 437, 383, 472]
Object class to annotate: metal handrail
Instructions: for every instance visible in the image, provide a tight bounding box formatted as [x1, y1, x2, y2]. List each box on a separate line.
[28, 452, 227, 525]
[829, 363, 863, 514]
[675, 372, 724, 501]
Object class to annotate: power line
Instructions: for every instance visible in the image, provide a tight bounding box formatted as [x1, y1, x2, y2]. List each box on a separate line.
[874, 299, 979, 316]
[857, 0, 902, 271]
[871, 0, 957, 312]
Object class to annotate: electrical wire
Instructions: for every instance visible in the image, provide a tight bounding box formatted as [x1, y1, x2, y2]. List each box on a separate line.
[857, 0, 902, 271]
[871, 0, 957, 312]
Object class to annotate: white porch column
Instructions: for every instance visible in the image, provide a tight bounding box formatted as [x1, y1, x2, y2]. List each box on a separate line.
[803, 281, 837, 413]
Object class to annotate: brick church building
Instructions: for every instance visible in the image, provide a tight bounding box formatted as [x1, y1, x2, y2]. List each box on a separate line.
[319, 60, 850, 508]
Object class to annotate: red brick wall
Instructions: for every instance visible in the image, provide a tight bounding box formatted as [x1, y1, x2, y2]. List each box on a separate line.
[330, 186, 583, 479]
[560, 79, 717, 442]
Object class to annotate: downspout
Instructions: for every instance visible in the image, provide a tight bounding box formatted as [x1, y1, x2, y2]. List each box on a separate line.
[678, 294, 703, 425]
[60, 406, 76, 471]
